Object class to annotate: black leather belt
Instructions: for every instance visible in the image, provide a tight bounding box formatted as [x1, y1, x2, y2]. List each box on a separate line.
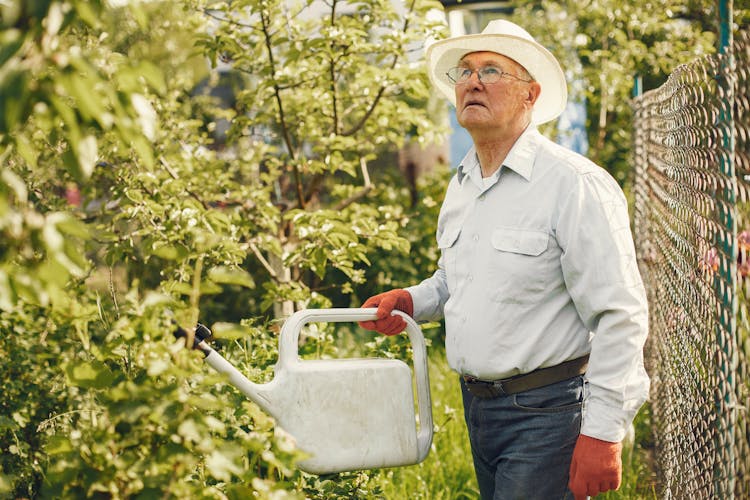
[462, 354, 589, 399]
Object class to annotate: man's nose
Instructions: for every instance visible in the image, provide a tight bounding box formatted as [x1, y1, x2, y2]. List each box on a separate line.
[454, 70, 484, 102]
[466, 70, 484, 87]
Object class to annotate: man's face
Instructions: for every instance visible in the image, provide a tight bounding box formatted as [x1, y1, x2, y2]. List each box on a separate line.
[453, 51, 539, 135]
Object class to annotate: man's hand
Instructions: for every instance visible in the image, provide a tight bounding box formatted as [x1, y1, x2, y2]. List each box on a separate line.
[358, 289, 413, 336]
[568, 435, 622, 499]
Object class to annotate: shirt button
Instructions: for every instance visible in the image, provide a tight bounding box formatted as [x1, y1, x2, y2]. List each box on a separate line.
[473, 234, 479, 241]
[479, 195, 485, 201]
[468, 275, 473, 282]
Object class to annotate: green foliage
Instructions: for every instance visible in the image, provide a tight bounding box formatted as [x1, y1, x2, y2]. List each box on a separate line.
[189, 0, 448, 314]
[0, 0, 160, 179]
[2, 291, 307, 499]
[357, 167, 449, 292]
[511, 0, 719, 185]
[1, 0, 449, 497]
[0, 169, 90, 310]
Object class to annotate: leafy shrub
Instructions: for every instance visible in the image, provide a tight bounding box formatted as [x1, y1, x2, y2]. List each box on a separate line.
[1, 0, 448, 497]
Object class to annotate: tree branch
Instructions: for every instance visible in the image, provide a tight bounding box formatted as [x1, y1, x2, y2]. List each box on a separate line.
[231, 64, 316, 91]
[329, 0, 340, 134]
[341, 86, 387, 137]
[247, 241, 278, 278]
[340, 0, 417, 137]
[334, 157, 373, 211]
[203, 9, 261, 32]
[303, 172, 325, 207]
[160, 157, 210, 210]
[259, 10, 305, 208]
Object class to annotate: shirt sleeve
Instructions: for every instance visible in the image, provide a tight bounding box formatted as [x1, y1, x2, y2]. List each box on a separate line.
[406, 259, 449, 322]
[556, 169, 650, 443]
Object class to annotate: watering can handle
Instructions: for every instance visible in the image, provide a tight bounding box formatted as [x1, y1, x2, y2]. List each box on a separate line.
[278, 308, 433, 463]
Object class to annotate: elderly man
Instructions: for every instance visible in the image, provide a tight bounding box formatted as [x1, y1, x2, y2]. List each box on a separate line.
[359, 20, 649, 500]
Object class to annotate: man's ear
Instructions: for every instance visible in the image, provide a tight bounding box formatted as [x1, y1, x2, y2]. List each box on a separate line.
[526, 81, 542, 107]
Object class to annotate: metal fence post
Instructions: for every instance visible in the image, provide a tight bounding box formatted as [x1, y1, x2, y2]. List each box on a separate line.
[716, 0, 737, 496]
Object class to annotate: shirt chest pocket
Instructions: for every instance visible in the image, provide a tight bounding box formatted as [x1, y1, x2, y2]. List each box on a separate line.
[489, 227, 552, 303]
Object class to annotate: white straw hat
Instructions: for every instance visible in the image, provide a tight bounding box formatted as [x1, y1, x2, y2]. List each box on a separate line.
[425, 19, 568, 125]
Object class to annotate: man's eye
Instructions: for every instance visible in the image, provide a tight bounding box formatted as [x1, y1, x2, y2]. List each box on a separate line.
[459, 68, 473, 78]
[482, 67, 501, 76]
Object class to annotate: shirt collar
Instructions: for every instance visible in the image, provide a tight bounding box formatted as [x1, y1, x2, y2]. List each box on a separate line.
[456, 147, 480, 185]
[456, 125, 540, 184]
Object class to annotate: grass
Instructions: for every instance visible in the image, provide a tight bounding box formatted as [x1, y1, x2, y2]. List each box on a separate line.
[602, 403, 659, 499]
[379, 347, 658, 499]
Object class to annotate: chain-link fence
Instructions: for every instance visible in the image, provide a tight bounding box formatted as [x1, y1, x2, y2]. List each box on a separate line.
[633, 30, 750, 498]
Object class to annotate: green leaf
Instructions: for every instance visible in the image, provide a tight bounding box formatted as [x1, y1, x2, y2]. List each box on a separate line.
[170, 282, 193, 296]
[124, 188, 144, 203]
[64, 360, 114, 389]
[131, 93, 156, 140]
[0, 473, 13, 494]
[55, 212, 90, 238]
[142, 291, 174, 309]
[0, 271, 14, 310]
[44, 1, 65, 36]
[62, 238, 90, 275]
[9, 273, 46, 307]
[1, 168, 27, 202]
[0, 0, 23, 29]
[61, 72, 109, 126]
[210, 322, 251, 340]
[200, 280, 222, 295]
[131, 135, 155, 168]
[46, 435, 74, 455]
[310, 247, 327, 279]
[62, 148, 81, 181]
[37, 259, 72, 288]
[0, 28, 24, 67]
[14, 133, 38, 169]
[48, 94, 80, 134]
[207, 266, 255, 289]
[151, 243, 188, 260]
[177, 419, 202, 443]
[205, 449, 242, 482]
[0, 69, 28, 133]
[136, 61, 166, 94]
[73, 134, 97, 179]
[146, 357, 170, 376]
[72, 0, 101, 28]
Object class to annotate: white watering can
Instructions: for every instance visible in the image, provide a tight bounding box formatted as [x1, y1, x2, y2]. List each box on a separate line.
[187, 308, 433, 475]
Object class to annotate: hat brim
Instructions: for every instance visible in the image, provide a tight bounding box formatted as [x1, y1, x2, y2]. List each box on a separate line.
[425, 33, 568, 125]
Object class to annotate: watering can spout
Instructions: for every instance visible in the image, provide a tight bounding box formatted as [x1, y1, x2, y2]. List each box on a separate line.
[202, 350, 277, 415]
[175, 323, 277, 416]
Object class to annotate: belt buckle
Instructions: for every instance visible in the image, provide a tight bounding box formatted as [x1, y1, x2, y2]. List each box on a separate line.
[464, 376, 505, 398]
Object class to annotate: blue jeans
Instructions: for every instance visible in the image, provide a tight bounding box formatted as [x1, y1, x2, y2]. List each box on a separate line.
[460, 375, 584, 500]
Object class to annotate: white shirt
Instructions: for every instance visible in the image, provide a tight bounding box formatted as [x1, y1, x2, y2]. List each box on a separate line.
[407, 126, 649, 442]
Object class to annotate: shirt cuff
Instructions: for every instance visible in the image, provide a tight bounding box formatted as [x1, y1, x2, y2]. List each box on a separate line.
[580, 399, 635, 443]
[404, 284, 439, 322]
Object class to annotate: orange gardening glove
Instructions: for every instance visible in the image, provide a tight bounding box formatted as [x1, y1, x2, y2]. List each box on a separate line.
[568, 435, 623, 499]
[358, 289, 414, 336]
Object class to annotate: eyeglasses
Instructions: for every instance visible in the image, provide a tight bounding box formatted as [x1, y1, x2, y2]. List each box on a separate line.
[446, 66, 533, 85]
